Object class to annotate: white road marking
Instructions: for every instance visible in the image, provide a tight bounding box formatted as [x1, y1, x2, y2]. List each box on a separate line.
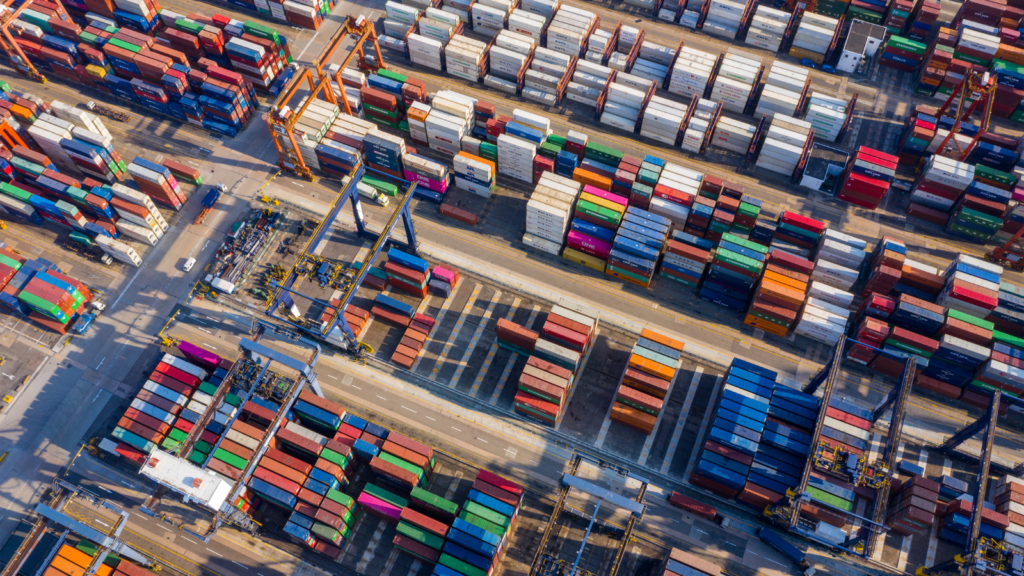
[157, 525, 170, 531]
[207, 548, 222, 557]
[198, 328, 213, 334]
[452, 427, 462, 432]
[376, 395, 387, 401]
[231, 561, 245, 567]
[95, 520, 109, 526]
[425, 416, 436, 421]
[120, 481, 133, 488]
[328, 375, 337, 379]
[477, 438, 488, 444]
[402, 406, 416, 413]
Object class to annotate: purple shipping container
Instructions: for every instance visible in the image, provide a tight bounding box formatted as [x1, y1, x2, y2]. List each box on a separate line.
[357, 492, 403, 523]
[566, 231, 612, 259]
[179, 340, 221, 370]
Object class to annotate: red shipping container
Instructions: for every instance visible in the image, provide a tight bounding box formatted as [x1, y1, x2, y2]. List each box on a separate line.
[154, 362, 200, 387]
[477, 469, 524, 496]
[253, 466, 301, 495]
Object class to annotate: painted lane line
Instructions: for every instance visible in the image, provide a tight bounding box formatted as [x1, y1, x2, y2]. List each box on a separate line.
[425, 416, 436, 421]
[555, 327, 598, 432]
[684, 376, 725, 480]
[477, 438, 488, 443]
[489, 305, 540, 405]
[637, 357, 687, 465]
[452, 427, 462, 432]
[328, 375, 337, 379]
[402, 406, 416, 413]
[471, 297, 520, 397]
[207, 549, 223, 557]
[157, 525, 170, 531]
[231, 561, 246, 568]
[448, 290, 502, 387]
[430, 284, 482, 381]
[376, 395, 387, 401]
[659, 368, 705, 474]
[411, 278, 464, 372]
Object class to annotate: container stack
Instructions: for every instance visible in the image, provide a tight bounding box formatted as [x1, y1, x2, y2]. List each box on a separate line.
[992, 283, 1024, 336]
[879, 35, 928, 72]
[818, 400, 872, 500]
[755, 115, 813, 178]
[514, 305, 596, 426]
[700, 232, 765, 312]
[440, 470, 523, 574]
[640, 96, 687, 146]
[907, 156, 974, 226]
[710, 117, 756, 154]
[294, 96, 341, 171]
[632, 41, 677, 87]
[568, 185, 625, 263]
[939, 254, 1001, 318]
[652, 163, 701, 228]
[453, 151, 496, 198]
[744, 246, 812, 337]
[525, 47, 571, 105]
[836, 147, 896, 210]
[940, 494, 1011, 547]
[127, 157, 183, 209]
[754, 62, 808, 121]
[711, 50, 761, 114]
[682, 99, 718, 153]
[610, 329, 682, 434]
[887, 476, 940, 536]
[546, 6, 597, 58]
[804, 93, 848, 143]
[601, 82, 649, 132]
[498, 133, 538, 183]
[789, 13, 839, 65]
[566, 60, 613, 107]
[362, 75, 405, 130]
[702, 0, 747, 38]
[745, 6, 790, 52]
[404, 154, 450, 203]
[472, 0, 512, 36]
[605, 207, 671, 287]
[667, 46, 717, 100]
[364, 131, 408, 179]
[409, 34, 445, 71]
[446, 36, 488, 82]
[661, 232, 712, 289]
[44, 545, 161, 576]
[525, 172, 580, 256]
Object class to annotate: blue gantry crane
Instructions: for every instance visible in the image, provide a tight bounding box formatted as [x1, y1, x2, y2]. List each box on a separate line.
[266, 163, 419, 352]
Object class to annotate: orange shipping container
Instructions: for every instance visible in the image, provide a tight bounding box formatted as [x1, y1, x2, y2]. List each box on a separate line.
[572, 168, 612, 191]
[57, 545, 93, 568]
[628, 353, 674, 381]
[640, 328, 684, 352]
[49, 556, 85, 576]
[757, 279, 804, 309]
[744, 315, 789, 337]
[763, 270, 807, 293]
[610, 402, 656, 434]
[259, 457, 307, 486]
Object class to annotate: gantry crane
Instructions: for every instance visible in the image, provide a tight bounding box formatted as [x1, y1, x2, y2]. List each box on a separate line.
[931, 71, 997, 162]
[0, 0, 50, 82]
[313, 14, 387, 116]
[263, 15, 385, 180]
[985, 225, 1024, 272]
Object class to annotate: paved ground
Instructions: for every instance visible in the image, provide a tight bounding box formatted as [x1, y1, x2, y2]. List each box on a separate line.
[0, 0, 1021, 575]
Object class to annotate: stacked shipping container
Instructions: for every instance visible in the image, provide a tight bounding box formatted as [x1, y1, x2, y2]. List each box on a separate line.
[610, 329, 682, 434]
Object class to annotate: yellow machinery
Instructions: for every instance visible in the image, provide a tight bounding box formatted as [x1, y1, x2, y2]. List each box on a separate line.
[812, 441, 891, 491]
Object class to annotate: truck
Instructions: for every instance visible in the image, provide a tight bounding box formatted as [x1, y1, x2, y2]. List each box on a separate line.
[70, 301, 107, 335]
[757, 527, 813, 573]
[194, 183, 226, 225]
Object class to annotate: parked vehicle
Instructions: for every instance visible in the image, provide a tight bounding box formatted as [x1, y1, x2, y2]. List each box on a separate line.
[757, 527, 812, 571]
[183, 258, 196, 272]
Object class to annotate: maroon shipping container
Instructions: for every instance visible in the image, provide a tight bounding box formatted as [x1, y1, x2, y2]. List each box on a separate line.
[123, 408, 172, 435]
[668, 491, 716, 520]
[477, 469, 524, 497]
[231, 419, 266, 441]
[496, 318, 538, 351]
[148, 371, 192, 396]
[623, 368, 670, 398]
[208, 457, 242, 480]
[314, 540, 342, 560]
[472, 478, 520, 508]
[299, 389, 346, 417]
[243, 400, 276, 423]
[320, 497, 350, 520]
[542, 321, 588, 351]
[704, 440, 754, 466]
[135, 390, 182, 415]
[117, 417, 163, 443]
[297, 488, 323, 507]
[369, 456, 418, 489]
[393, 534, 440, 563]
[253, 466, 301, 496]
[400, 507, 448, 537]
[315, 508, 343, 530]
[264, 447, 313, 474]
[154, 362, 200, 387]
[324, 438, 353, 461]
[220, 438, 256, 461]
[276, 427, 323, 456]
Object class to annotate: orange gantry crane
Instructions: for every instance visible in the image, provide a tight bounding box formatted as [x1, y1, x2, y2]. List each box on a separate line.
[0, 0, 50, 82]
[264, 15, 385, 180]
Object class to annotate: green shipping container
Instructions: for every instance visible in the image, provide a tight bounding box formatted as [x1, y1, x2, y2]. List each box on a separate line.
[807, 486, 852, 511]
[108, 38, 141, 53]
[198, 382, 219, 396]
[161, 437, 183, 451]
[224, 393, 242, 406]
[214, 448, 247, 470]
[243, 21, 280, 43]
[410, 487, 460, 517]
[363, 483, 409, 509]
[440, 554, 488, 576]
[397, 520, 445, 550]
[379, 452, 425, 482]
[0, 253, 22, 269]
[464, 501, 510, 528]
[326, 488, 355, 509]
[970, 380, 1019, 397]
[320, 447, 349, 468]
[607, 264, 651, 284]
[362, 176, 400, 196]
[378, 68, 408, 84]
[575, 199, 621, 226]
[459, 510, 505, 537]
[194, 440, 213, 454]
[994, 331, 1024, 350]
[168, 428, 189, 442]
[189, 451, 207, 465]
[659, 271, 698, 288]
[883, 338, 932, 359]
